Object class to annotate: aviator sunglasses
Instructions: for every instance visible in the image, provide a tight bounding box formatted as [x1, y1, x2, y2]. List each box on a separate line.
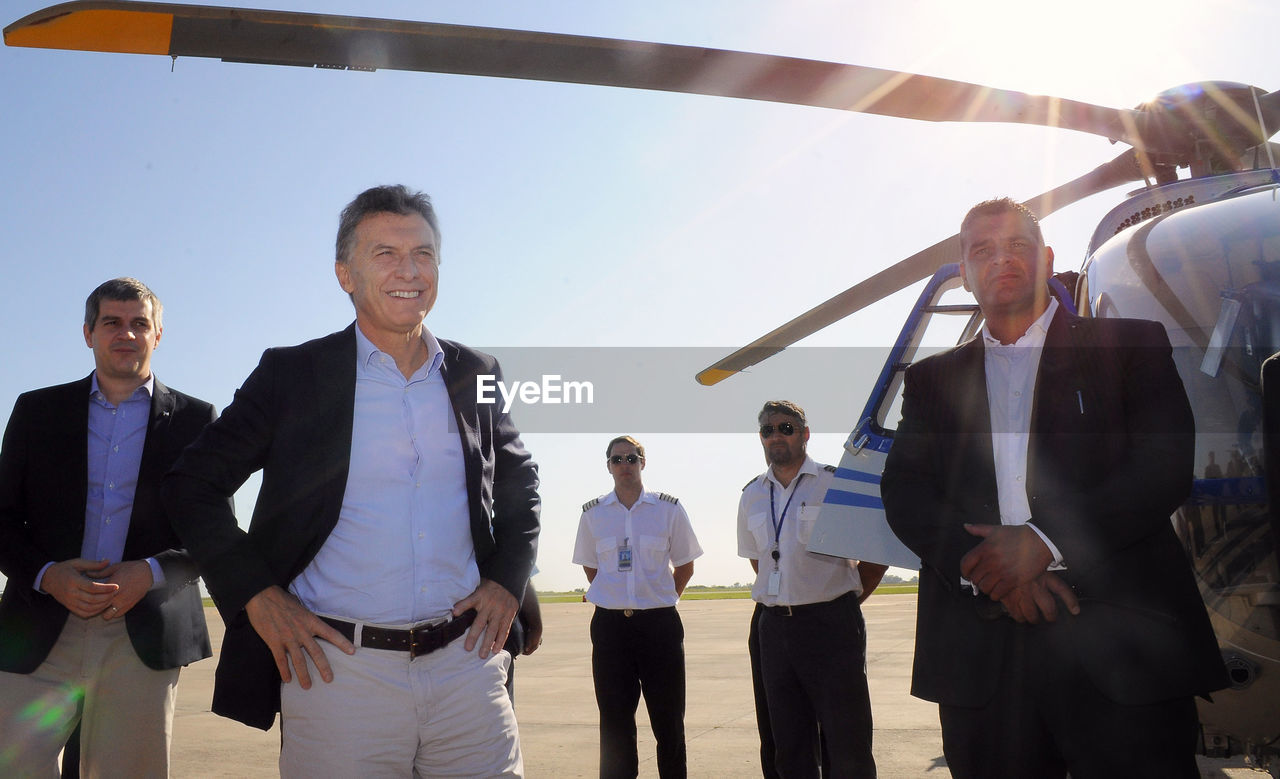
[608, 454, 643, 465]
[759, 422, 800, 437]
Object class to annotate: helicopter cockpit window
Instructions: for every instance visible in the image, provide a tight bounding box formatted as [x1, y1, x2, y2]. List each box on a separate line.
[871, 277, 980, 435]
[871, 270, 1078, 436]
[1084, 185, 1280, 646]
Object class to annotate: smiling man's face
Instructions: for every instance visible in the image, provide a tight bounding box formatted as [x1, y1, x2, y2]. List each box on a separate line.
[336, 210, 440, 342]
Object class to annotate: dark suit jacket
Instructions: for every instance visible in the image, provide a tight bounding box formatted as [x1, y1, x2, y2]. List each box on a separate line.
[163, 325, 541, 730]
[881, 308, 1228, 707]
[0, 376, 216, 673]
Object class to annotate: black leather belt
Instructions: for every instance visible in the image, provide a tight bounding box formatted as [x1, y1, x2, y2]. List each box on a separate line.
[597, 606, 676, 618]
[320, 610, 476, 659]
[762, 590, 856, 617]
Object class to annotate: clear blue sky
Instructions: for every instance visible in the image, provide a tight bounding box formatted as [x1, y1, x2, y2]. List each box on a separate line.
[3, 0, 1278, 591]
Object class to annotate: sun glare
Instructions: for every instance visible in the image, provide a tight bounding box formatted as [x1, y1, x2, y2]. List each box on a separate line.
[905, 0, 1249, 108]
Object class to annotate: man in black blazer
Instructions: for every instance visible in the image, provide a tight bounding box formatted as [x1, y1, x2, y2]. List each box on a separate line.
[164, 185, 539, 776]
[881, 199, 1228, 778]
[0, 278, 217, 776]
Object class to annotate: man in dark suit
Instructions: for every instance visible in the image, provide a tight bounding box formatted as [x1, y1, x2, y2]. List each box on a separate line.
[163, 185, 540, 776]
[881, 198, 1228, 778]
[0, 277, 217, 776]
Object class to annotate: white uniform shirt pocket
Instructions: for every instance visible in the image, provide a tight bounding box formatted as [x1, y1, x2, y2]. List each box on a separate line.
[796, 504, 821, 545]
[748, 512, 772, 554]
[638, 535, 669, 568]
[595, 536, 617, 568]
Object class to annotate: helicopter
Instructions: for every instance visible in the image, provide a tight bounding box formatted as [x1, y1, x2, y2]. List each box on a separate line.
[6, 1, 1279, 773]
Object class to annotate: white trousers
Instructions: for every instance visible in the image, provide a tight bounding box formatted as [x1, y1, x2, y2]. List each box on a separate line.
[0, 615, 178, 779]
[279, 632, 522, 778]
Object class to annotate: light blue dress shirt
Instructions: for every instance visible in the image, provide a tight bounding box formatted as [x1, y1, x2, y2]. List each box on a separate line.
[35, 374, 163, 592]
[290, 326, 478, 625]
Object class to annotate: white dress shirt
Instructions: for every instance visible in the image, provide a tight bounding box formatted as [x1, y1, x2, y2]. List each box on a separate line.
[737, 456, 862, 606]
[572, 490, 702, 610]
[981, 297, 1064, 565]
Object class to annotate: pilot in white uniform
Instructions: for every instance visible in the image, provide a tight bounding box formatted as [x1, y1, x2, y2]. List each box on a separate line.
[572, 435, 702, 779]
[738, 400, 884, 778]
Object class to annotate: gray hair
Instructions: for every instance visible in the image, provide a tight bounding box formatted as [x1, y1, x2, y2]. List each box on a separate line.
[335, 185, 440, 266]
[84, 277, 162, 331]
[757, 400, 806, 427]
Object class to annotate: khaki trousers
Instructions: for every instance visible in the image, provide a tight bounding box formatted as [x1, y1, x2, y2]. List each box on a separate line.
[0, 615, 178, 778]
[279, 631, 521, 778]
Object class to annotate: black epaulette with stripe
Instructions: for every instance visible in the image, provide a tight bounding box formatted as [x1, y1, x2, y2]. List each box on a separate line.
[823, 464, 837, 473]
[582, 497, 601, 512]
[657, 492, 679, 504]
[742, 477, 757, 492]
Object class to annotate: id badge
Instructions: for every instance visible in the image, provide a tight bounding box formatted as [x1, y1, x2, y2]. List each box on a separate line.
[617, 544, 633, 572]
[767, 569, 781, 596]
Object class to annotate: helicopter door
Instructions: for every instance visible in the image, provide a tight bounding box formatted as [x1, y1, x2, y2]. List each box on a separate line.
[807, 264, 980, 569]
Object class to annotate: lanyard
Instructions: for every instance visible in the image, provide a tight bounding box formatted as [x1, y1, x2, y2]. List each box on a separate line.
[768, 472, 807, 553]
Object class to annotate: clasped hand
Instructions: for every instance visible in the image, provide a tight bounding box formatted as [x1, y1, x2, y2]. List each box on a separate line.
[43, 558, 153, 619]
[961, 524, 1079, 623]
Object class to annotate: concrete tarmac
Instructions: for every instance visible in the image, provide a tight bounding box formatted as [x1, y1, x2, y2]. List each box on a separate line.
[168, 594, 1263, 777]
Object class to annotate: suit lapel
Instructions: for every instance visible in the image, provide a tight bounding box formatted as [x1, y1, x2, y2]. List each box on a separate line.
[64, 377, 93, 551]
[1027, 308, 1083, 497]
[954, 338, 998, 483]
[438, 340, 482, 507]
[316, 327, 358, 539]
[127, 380, 174, 542]
[139, 379, 175, 486]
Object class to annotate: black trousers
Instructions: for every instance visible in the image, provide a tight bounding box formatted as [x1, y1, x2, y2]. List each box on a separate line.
[939, 622, 1202, 779]
[751, 604, 831, 779]
[758, 591, 876, 779]
[591, 606, 687, 779]
[749, 603, 780, 779]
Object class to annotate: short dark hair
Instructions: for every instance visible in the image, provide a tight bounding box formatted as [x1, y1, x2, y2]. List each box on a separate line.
[335, 185, 440, 266]
[84, 277, 162, 331]
[606, 435, 645, 460]
[960, 197, 1043, 253]
[757, 400, 806, 427]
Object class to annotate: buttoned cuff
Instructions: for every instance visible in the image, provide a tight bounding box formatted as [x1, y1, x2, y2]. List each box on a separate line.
[146, 557, 166, 590]
[34, 561, 54, 592]
[1026, 522, 1066, 569]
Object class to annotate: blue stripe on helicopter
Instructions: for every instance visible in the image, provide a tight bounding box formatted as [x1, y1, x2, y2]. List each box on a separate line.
[833, 467, 880, 486]
[1189, 477, 1265, 505]
[823, 488, 884, 510]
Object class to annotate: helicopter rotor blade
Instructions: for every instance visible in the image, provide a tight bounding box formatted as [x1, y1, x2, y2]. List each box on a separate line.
[694, 149, 1144, 386]
[7, 1, 1153, 148]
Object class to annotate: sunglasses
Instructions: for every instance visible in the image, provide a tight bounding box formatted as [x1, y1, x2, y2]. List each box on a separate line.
[759, 422, 800, 437]
[608, 454, 643, 465]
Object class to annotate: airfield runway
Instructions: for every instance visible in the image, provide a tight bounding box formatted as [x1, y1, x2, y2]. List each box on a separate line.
[167, 595, 1262, 777]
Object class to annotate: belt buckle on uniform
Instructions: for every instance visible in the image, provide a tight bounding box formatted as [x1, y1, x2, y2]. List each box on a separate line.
[623, 608, 634, 617]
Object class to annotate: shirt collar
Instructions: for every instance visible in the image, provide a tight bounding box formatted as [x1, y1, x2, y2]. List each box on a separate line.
[981, 296, 1059, 350]
[354, 322, 444, 377]
[88, 372, 154, 402]
[764, 455, 820, 490]
[601, 490, 654, 507]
